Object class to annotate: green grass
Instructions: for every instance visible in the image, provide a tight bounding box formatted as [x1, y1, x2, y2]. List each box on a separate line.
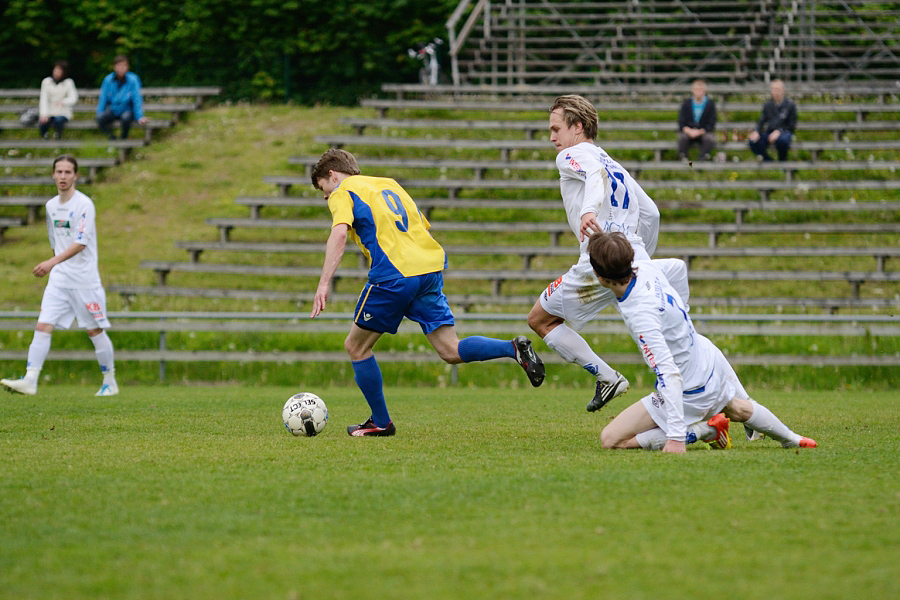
[1, 386, 898, 599]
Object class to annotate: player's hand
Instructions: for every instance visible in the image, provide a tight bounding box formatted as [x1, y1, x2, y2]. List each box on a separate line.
[748, 130, 760, 142]
[32, 260, 54, 277]
[579, 212, 599, 241]
[138, 117, 149, 125]
[310, 285, 328, 318]
[768, 129, 781, 143]
[662, 440, 686, 454]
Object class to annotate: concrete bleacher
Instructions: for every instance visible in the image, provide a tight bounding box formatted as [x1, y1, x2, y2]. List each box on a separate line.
[264, 172, 900, 203]
[88, 69, 897, 377]
[338, 116, 900, 141]
[288, 155, 900, 181]
[232, 194, 898, 227]
[112, 78, 899, 325]
[0, 86, 220, 226]
[379, 82, 900, 102]
[358, 98, 900, 122]
[139, 258, 900, 300]
[314, 134, 900, 162]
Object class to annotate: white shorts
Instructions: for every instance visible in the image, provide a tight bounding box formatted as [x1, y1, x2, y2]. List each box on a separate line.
[538, 245, 653, 332]
[640, 346, 747, 436]
[538, 274, 616, 332]
[38, 285, 111, 330]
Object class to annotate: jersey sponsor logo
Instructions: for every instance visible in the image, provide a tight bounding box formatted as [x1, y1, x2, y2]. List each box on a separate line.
[53, 219, 71, 229]
[638, 335, 656, 368]
[544, 276, 563, 299]
[563, 153, 585, 176]
[640, 335, 665, 388]
[84, 302, 105, 319]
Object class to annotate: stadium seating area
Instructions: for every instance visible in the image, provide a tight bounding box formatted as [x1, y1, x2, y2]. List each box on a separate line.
[4, 0, 900, 371]
[95, 76, 900, 372]
[0, 86, 219, 239]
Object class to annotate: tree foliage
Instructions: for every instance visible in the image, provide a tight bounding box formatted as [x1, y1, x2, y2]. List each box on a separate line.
[0, 0, 457, 103]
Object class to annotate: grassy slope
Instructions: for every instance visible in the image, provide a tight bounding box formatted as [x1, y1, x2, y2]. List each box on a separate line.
[0, 103, 361, 311]
[1, 386, 898, 600]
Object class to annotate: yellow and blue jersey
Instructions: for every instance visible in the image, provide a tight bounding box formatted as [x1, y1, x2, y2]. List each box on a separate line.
[327, 175, 446, 283]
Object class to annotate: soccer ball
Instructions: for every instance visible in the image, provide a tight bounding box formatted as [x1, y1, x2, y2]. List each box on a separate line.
[282, 392, 328, 436]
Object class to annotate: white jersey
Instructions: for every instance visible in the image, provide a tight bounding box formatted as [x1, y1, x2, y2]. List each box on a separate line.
[614, 260, 717, 440]
[44, 190, 102, 289]
[556, 142, 660, 283]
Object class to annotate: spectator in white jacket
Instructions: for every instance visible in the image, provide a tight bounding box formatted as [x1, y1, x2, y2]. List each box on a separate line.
[39, 60, 79, 140]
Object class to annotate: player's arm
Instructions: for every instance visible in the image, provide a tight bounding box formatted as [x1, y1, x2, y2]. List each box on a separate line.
[571, 151, 606, 241]
[634, 324, 686, 449]
[32, 242, 85, 277]
[310, 224, 349, 318]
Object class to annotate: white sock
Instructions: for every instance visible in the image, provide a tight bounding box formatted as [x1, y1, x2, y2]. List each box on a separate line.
[542, 323, 617, 382]
[635, 428, 667, 450]
[744, 400, 801, 446]
[637, 424, 711, 450]
[691, 422, 716, 442]
[25, 331, 52, 381]
[90, 331, 116, 383]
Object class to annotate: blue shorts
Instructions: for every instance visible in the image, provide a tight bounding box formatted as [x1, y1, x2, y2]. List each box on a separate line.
[353, 272, 455, 335]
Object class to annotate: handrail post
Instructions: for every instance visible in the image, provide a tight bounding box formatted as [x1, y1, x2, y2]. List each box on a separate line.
[159, 317, 166, 382]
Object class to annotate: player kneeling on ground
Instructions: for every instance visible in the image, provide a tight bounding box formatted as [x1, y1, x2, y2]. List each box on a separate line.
[309, 149, 544, 437]
[586, 231, 816, 453]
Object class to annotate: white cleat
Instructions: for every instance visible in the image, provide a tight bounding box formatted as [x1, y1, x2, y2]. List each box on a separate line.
[95, 383, 119, 397]
[1, 377, 37, 396]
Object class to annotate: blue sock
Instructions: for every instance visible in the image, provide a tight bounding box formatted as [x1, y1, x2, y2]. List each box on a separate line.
[352, 355, 390, 427]
[457, 336, 516, 362]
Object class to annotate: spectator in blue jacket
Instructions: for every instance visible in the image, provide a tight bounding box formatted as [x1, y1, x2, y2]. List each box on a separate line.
[676, 79, 717, 161]
[95, 55, 147, 140]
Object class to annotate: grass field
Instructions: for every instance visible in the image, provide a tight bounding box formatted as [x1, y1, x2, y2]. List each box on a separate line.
[2, 385, 898, 600]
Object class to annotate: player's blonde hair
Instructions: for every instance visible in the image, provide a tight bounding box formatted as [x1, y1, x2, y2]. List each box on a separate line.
[310, 148, 361, 189]
[550, 95, 598, 140]
[587, 232, 634, 284]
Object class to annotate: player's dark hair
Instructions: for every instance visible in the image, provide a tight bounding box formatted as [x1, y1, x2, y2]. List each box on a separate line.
[53, 60, 69, 77]
[310, 148, 361, 189]
[113, 54, 128, 65]
[550, 95, 599, 141]
[587, 232, 634, 284]
[53, 154, 78, 173]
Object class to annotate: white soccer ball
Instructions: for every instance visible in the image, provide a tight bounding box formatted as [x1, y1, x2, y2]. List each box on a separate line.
[282, 392, 328, 436]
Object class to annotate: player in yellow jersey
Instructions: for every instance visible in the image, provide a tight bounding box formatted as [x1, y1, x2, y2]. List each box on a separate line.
[310, 149, 544, 436]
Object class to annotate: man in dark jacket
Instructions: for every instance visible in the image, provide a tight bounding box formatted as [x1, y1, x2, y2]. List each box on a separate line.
[677, 79, 717, 161]
[748, 79, 798, 161]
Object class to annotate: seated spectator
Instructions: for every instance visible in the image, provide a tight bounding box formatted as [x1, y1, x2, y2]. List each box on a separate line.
[677, 79, 717, 161]
[38, 60, 78, 140]
[748, 79, 798, 161]
[95, 55, 147, 140]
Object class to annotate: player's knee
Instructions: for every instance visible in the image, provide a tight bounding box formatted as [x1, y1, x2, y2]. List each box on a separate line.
[436, 347, 462, 364]
[600, 426, 623, 449]
[343, 337, 366, 361]
[723, 397, 754, 422]
[526, 305, 559, 337]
